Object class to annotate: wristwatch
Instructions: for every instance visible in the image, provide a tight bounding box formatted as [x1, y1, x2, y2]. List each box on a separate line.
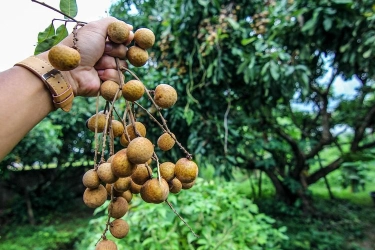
[15, 56, 74, 112]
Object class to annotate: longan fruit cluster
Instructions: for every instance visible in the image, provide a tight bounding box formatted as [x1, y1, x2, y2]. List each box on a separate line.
[75, 21, 199, 249]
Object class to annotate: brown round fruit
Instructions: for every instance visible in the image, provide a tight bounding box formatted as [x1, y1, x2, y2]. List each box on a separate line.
[159, 162, 175, 182]
[114, 177, 131, 192]
[122, 80, 145, 102]
[107, 21, 130, 44]
[106, 183, 124, 197]
[120, 121, 147, 147]
[121, 190, 133, 203]
[87, 113, 107, 133]
[100, 80, 121, 101]
[126, 137, 154, 164]
[154, 84, 178, 109]
[83, 184, 107, 208]
[127, 45, 149, 67]
[111, 120, 125, 137]
[182, 180, 196, 190]
[48, 44, 80, 71]
[95, 239, 118, 250]
[174, 158, 198, 183]
[169, 178, 182, 194]
[82, 169, 100, 189]
[157, 133, 176, 151]
[127, 122, 147, 140]
[109, 219, 130, 239]
[131, 164, 152, 185]
[111, 149, 137, 177]
[134, 28, 155, 49]
[130, 179, 142, 194]
[108, 196, 129, 219]
[97, 162, 118, 184]
[141, 178, 169, 204]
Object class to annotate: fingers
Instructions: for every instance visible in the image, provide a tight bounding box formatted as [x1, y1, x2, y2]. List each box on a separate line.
[95, 55, 127, 70]
[97, 69, 125, 83]
[104, 42, 128, 59]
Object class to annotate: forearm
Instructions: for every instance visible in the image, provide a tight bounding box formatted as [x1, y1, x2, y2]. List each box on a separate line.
[0, 53, 54, 160]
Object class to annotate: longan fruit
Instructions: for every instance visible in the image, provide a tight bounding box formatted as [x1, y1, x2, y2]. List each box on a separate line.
[140, 178, 169, 204]
[130, 179, 142, 194]
[134, 28, 155, 49]
[127, 45, 149, 67]
[159, 162, 175, 182]
[111, 149, 137, 177]
[127, 122, 147, 140]
[95, 239, 117, 250]
[109, 219, 130, 239]
[154, 84, 178, 109]
[82, 169, 100, 189]
[120, 121, 147, 147]
[174, 158, 198, 183]
[97, 162, 118, 184]
[108, 196, 129, 219]
[121, 190, 133, 203]
[100, 80, 121, 101]
[122, 80, 145, 101]
[131, 164, 152, 185]
[111, 120, 125, 137]
[83, 184, 107, 208]
[48, 44, 80, 71]
[113, 177, 131, 192]
[182, 180, 196, 190]
[107, 21, 130, 44]
[86, 113, 107, 133]
[169, 178, 182, 194]
[105, 183, 124, 197]
[157, 133, 176, 151]
[126, 137, 154, 164]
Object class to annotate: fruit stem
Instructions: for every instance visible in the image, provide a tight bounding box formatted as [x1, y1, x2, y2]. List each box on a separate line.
[31, 0, 85, 24]
[93, 92, 101, 169]
[165, 199, 199, 238]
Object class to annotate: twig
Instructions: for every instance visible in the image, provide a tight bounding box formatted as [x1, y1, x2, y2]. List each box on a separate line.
[31, 0, 84, 23]
[165, 199, 199, 238]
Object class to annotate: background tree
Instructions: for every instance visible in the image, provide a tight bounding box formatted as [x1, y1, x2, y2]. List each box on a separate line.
[110, 0, 375, 211]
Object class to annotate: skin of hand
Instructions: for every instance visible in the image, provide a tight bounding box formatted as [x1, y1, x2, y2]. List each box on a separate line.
[44, 16, 134, 97]
[0, 17, 133, 161]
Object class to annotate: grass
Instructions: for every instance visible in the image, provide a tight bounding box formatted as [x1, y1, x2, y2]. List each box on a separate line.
[0, 207, 92, 250]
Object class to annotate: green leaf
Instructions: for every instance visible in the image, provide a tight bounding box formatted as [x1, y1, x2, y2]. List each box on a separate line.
[332, 0, 352, 4]
[37, 23, 55, 43]
[226, 17, 240, 30]
[363, 49, 372, 59]
[53, 25, 69, 45]
[241, 37, 256, 46]
[323, 18, 333, 31]
[184, 108, 194, 125]
[34, 37, 56, 55]
[60, 0, 78, 18]
[270, 60, 280, 80]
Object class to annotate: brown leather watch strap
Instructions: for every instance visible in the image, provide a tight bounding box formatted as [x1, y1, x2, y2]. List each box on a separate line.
[15, 56, 74, 112]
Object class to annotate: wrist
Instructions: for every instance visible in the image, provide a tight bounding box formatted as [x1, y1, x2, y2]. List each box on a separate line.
[15, 53, 75, 112]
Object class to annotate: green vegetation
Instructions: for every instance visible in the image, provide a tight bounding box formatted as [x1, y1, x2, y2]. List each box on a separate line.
[1, 0, 375, 249]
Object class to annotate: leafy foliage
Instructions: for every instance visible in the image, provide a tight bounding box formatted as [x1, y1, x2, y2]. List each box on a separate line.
[76, 178, 288, 250]
[110, 0, 375, 207]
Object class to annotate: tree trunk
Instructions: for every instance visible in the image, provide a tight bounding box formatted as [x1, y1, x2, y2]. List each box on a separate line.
[25, 187, 35, 226]
[264, 169, 314, 213]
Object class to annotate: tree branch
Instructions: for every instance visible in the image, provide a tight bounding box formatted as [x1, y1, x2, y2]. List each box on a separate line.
[306, 157, 344, 185]
[351, 104, 375, 151]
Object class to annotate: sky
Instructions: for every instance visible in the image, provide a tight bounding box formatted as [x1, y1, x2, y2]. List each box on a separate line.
[0, 0, 114, 71]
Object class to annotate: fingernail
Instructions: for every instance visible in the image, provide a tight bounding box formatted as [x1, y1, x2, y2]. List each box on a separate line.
[105, 43, 113, 52]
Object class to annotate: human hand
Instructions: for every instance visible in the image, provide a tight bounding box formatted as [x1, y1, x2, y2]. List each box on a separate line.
[40, 17, 134, 97]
